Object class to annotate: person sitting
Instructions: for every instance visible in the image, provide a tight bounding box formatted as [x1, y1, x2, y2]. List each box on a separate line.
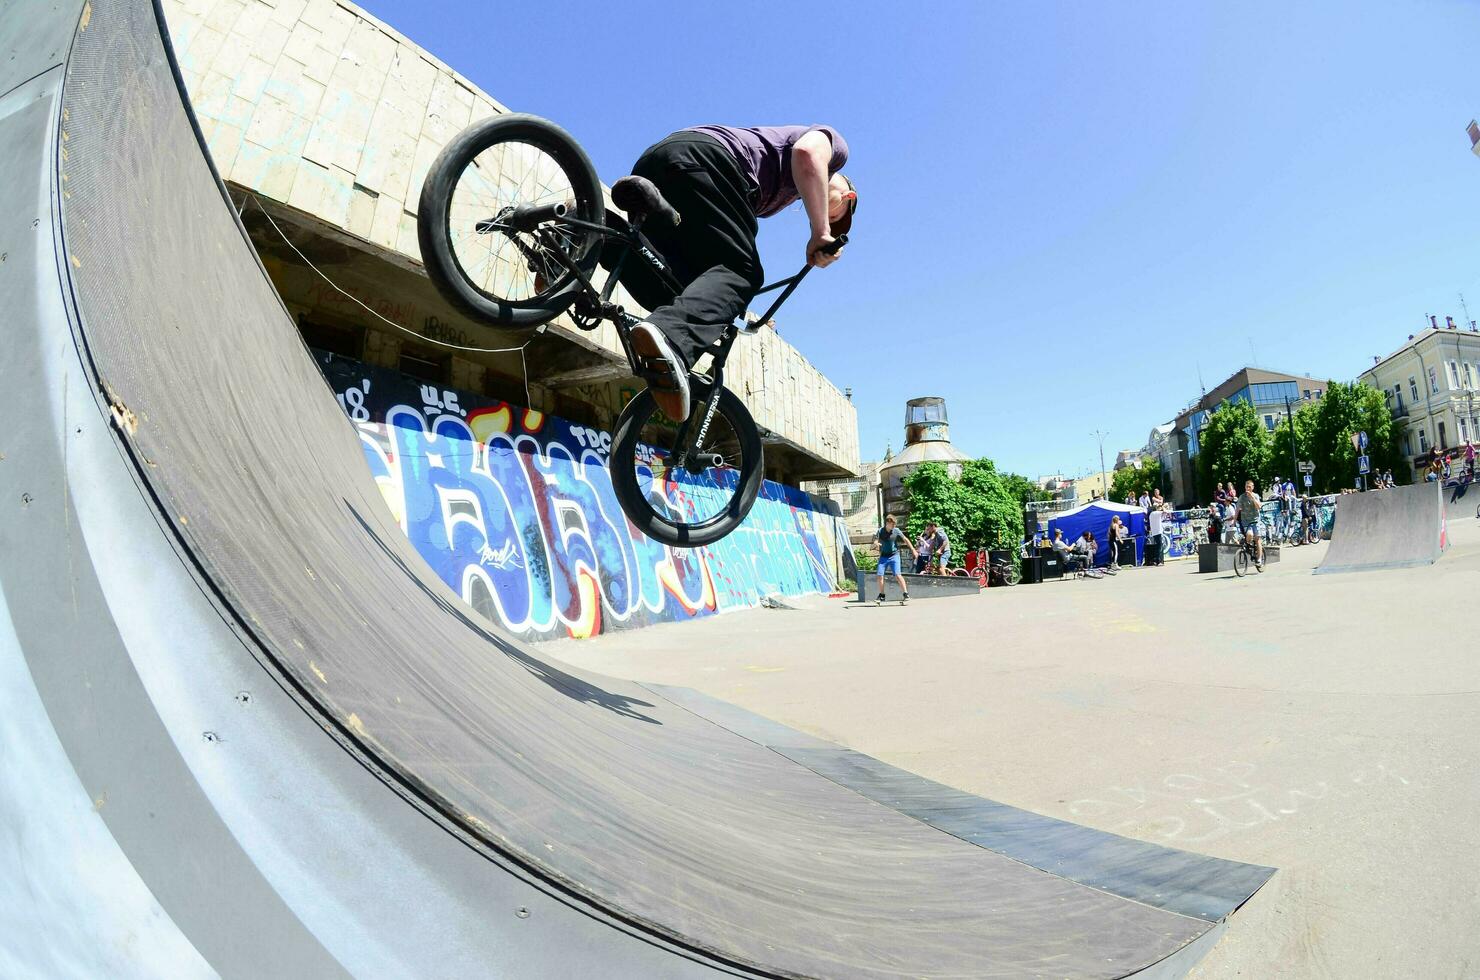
[1072, 530, 1101, 574]
[1050, 528, 1077, 572]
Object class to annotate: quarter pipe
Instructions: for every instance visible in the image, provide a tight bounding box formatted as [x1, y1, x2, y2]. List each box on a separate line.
[1315, 482, 1449, 575]
[0, 0, 1273, 975]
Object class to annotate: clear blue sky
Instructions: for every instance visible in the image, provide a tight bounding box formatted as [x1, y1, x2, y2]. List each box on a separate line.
[359, 0, 1480, 480]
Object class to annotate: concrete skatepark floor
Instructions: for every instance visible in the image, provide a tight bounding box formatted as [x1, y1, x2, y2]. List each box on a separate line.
[556, 515, 1480, 979]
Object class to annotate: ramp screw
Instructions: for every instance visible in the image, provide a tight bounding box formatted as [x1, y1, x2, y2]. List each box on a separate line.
[202, 731, 220, 743]
[515, 907, 531, 919]
[235, 691, 252, 704]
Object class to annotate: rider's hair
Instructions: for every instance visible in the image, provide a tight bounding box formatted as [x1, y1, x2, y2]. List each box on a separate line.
[884, 513, 895, 524]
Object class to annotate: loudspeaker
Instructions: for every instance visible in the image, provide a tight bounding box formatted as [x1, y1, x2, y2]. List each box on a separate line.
[1021, 555, 1045, 584]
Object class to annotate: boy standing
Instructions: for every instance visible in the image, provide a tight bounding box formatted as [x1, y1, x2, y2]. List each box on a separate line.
[874, 515, 917, 605]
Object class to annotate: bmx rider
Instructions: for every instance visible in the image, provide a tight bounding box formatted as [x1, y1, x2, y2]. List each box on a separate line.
[1237, 479, 1264, 567]
[611, 125, 856, 422]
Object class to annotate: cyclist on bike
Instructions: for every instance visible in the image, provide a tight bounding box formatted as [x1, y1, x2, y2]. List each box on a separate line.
[1237, 479, 1264, 567]
[613, 125, 855, 422]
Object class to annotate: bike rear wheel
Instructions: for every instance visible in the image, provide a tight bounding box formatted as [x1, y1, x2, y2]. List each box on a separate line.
[418, 113, 604, 328]
[1233, 549, 1250, 577]
[609, 383, 764, 548]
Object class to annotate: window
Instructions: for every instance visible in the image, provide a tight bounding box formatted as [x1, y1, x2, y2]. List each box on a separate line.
[1462, 417, 1471, 442]
[1402, 433, 1412, 456]
[1409, 376, 1420, 401]
[1439, 421, 1448, 449]
[1419, 429, 1429, 452]
[1447, 361, 1460, 389]
[1465, 362, 1475, 389]
[1303, 388, 1312, 400]
[1314, 388, 1322, 399]
[398, 350, 447, 384]
[1263, 414, 1276, 430]
[1429, 366, 1440, 394]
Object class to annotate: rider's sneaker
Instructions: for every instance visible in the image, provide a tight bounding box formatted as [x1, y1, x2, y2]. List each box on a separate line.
[901, 592, 909, 604]
[876, 593, 885, 606]
[630, 322, 690, 423]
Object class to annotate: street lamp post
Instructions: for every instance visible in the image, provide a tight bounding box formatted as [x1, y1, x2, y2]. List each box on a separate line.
[1092, 430, 1109, 501]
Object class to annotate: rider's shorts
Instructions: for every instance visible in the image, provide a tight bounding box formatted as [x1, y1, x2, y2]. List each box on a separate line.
[877, 553, 901, 575]
[937, 549, 951, 567]
[1239, 521, 1261, 538]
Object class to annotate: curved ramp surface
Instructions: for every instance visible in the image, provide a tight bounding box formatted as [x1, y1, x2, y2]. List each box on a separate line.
[1316, 482, 1449, 575]
[1, 0, 1273, 975]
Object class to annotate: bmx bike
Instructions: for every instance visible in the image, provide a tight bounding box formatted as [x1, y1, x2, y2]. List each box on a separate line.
[415, 114, 844, 548]
[1232, 533, 1264, 577]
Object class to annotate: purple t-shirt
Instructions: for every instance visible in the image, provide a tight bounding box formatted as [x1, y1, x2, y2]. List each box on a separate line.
[684, 125, 849, 218]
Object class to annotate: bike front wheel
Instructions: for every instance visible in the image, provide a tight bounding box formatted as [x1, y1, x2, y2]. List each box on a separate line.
[609, 383, 764, 548]
[418, 113, 604, 328]
[1233, 549, 1250, 577]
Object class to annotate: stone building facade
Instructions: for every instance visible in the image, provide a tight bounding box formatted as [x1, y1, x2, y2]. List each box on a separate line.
[1359, 316, 1480, 468]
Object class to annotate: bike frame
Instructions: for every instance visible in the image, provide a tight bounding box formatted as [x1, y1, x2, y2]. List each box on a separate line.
[522, 208, 843, 471]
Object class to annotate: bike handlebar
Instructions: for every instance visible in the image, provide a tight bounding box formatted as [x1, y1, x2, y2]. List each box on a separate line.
[821, 233, 848, 256]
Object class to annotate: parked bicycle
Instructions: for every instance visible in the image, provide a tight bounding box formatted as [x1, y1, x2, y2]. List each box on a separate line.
[416, 114, 844, 548]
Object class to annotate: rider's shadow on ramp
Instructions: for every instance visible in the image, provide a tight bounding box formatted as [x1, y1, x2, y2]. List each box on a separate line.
[344, 501, 660, 724]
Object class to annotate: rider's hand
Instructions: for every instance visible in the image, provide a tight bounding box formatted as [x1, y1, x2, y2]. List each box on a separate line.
[807, 232, 841, 268]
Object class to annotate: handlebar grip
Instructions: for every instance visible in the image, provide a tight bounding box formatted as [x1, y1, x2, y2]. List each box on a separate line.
[822, 233, 848, 255]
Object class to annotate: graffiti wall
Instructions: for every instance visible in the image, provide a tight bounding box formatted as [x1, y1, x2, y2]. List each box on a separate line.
[316, 352, 854, 640]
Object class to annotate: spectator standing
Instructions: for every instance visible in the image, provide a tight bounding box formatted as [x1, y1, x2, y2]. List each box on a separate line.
[1137, 490, 1151, 512]
[1147, 504, 1164, 566]
[913, 528, 934, 574]
[873, 515, 917, 605]
[1465, 442, 1476, 480]
[1207, 500, 1221, 543]
[1107, 515, 1126, 570]
[927, 522, 952, 574]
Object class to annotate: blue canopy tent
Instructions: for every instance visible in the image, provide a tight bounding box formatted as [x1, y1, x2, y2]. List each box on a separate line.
[1047, 501, 1147, 567]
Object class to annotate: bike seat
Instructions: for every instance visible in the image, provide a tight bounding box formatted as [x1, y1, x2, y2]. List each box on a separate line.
[611, 175, 680, 228]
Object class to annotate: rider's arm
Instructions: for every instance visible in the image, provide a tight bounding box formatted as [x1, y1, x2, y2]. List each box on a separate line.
[791, 131, 837, 267]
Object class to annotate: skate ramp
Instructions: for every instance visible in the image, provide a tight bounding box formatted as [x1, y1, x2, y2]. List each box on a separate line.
[0, 0, 1273, 975]
[1315, 482, 1448, 575]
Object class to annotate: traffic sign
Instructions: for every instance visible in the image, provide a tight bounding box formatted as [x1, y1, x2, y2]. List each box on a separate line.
[1358, 455, 1370, 474]
[1358, 431, 1369, 451]
[1304, 474, 1313, 487]
[1298, 460, 1315, 473]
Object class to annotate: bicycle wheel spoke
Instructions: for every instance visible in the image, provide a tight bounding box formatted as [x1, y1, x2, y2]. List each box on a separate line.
[445, 137, 588, 306]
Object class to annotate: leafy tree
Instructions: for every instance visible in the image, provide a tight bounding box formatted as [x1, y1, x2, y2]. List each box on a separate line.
[1109, 458, 1163, 503]
[1306, 381, 1408, 492]
[1196, 400, 1270, 496]
[1001, 472, 1052, 508]
[1264, 403, 1319, 488]
[902, 459, 1023, 552]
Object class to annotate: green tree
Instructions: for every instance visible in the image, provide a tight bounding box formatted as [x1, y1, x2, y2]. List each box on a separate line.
[1306, 381, 1408, 492]
[1265, 403, 1319, 488]
[901, 459, 1023, 552]
[1196, 400, 1271, 496]
[1109, 459, 1163, 503]
[1000, 472, 1052, 508]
